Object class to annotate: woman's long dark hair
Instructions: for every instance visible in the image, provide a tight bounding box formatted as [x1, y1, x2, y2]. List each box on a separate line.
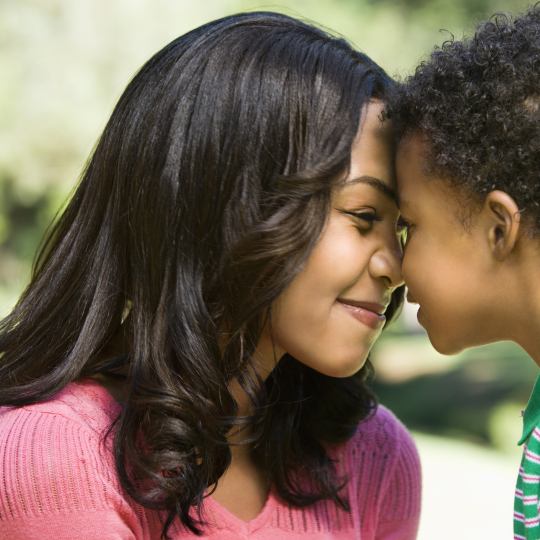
[0, 12, 403, 537]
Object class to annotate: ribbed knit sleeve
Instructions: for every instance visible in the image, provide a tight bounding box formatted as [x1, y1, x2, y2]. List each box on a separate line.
[374, 412, 422, 540]
[0, 406, 143, 540]
[337, 405, 421, 540]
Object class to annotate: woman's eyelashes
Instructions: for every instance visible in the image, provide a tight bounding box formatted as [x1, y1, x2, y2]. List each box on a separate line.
[340, 210, 383, 231]
[341, 209, 411, 232]
[339, 209, 411, 239]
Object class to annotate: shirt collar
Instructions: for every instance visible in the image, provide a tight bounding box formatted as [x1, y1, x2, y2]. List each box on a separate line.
[519, 373, 540, 445]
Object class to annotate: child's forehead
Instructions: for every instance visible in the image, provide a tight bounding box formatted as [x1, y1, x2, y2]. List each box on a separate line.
[395, 133, 430, 188]
[396, 133, 458, 190]
[396, 135, 467, 212]
[396, 132, 429, 161]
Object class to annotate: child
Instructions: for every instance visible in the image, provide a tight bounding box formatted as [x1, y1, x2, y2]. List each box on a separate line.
[387, 5, 540, 539]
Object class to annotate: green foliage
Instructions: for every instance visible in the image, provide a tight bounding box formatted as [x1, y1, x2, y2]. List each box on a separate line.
[372, 336, 536, 446]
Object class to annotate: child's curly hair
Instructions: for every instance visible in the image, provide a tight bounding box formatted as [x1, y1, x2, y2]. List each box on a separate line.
[387, 4, 540, 231]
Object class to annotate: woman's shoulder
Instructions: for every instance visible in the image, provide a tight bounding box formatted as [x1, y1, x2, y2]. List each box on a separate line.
[0, 379, 121, 496]
[333, 404, 421, 476]
[0, 379, 143, 536]
[335, 405, 422, 537]
[0, 377, 120, 438]
[352, 404, 417, 451]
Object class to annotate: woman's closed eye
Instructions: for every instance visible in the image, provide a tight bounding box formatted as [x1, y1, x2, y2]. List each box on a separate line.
[340, 210, 383, 230]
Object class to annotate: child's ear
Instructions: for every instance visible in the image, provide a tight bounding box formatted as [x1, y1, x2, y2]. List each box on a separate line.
[482, 190, 520, 262]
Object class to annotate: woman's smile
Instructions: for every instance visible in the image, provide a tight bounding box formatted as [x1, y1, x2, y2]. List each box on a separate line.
[260, 102, 405, 379]
[337, 299, 387, 329]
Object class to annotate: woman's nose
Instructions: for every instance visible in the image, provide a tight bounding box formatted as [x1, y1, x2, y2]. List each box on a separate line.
[368, 236, 404, 289]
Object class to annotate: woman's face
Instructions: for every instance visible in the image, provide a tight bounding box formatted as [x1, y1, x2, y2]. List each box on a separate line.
[258, 102, 404, 377]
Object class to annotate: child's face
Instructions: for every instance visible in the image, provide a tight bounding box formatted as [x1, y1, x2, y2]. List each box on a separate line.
[396, 136, 507, 355]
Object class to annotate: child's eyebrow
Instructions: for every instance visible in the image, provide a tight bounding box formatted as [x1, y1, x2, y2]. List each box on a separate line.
[344, 175, 397, 203]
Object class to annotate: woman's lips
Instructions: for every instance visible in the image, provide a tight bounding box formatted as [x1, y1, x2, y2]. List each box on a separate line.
[337, 300, 386, 330]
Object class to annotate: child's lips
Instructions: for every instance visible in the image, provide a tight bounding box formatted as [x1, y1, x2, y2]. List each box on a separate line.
[416, 307, 426, 329]
[406, 289, 425, 327]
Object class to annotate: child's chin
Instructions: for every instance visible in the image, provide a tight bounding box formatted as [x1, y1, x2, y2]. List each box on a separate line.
[428, 333, 467, 356]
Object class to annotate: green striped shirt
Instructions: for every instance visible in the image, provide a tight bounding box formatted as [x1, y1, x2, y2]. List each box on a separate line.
[515, 374, 540, 540]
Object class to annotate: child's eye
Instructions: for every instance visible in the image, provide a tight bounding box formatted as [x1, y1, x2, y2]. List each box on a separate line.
[397, 216, 412, 246]
[397, 216, 411, 233]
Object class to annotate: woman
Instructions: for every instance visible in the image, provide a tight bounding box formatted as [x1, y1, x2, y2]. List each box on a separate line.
[0, 12, 420, 539]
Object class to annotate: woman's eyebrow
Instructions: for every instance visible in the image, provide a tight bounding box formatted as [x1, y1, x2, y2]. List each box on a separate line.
[345, 175, 397, 203]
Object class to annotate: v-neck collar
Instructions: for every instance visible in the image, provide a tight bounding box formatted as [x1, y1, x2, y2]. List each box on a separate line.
[202, 485, 279, 535]
[80, 378, 280, 534]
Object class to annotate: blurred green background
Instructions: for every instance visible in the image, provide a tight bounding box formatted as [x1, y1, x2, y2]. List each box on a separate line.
[1, 0, 537, 536]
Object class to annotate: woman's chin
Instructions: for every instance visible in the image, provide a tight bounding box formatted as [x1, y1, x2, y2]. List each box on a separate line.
[305, 351, 370, 378]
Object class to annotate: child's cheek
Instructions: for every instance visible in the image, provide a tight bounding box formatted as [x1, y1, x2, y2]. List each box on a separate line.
[403, 238, 453, 311]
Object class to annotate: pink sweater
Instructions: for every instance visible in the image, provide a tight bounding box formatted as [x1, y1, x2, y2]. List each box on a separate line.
[0, 379, 421, 539]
